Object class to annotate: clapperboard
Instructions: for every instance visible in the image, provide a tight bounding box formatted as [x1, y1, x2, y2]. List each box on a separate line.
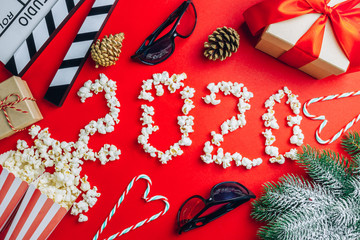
[1, 0, 119, 107]
[0, 0, 58, 63]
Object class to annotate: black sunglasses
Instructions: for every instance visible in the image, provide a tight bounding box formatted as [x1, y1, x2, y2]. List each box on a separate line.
[177, 181, 255, 234]
[131, 0, 197, 65]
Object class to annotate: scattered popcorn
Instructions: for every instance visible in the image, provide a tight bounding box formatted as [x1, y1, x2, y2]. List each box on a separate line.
[78, 214, 88, 222]
[252, 158, 263, 166]
[16, 140, 28, 151]
[138, 72, 195, 164]
[207, 82, 219, 93]
[29, 125, 41, 139]
[80, 175, 91, 192]
[287, 115, 302, 127]
[284, 149, 298, 160]
[237, 98, 251, 114]
[179, 135, 192, 146]
[214, 148, 224, 165]
[83, 186, 101, 208]
[241, 87, 254, 102]
[262, 87, 303, 164]
[155, 84, 164, 96]
[2, 148, 45, 183]
[262, 129, 276, 146]
[182, 99, 195, 115]
[180, 86, 195, 99]
[290, 125, 305, 146]
[231, 82, 244, 97]
[141, 105, 155, 116]
[242, 157, 253, 169]
[230, 153, 241, 164]
[142, 79, 153, 91]
[203, 92, 221, 105]
[203, 141, 213, 154]
[211, 131, 224, 146]
[222, 153, 232, 168]
[138, 90, 154, 102]
[219, 81, 233, 95]
[159, 152, 172, 164]
[0, 73, 122, 222]
[201, 82, 262, 170]
[265, 146, 279, 157]
[201, 153, 213, 164]
[269, 154, 285, 164]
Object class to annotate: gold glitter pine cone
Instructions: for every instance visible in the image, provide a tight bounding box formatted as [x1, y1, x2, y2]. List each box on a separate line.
[90, 33, 125, 68]
[204, 27, 240, 61]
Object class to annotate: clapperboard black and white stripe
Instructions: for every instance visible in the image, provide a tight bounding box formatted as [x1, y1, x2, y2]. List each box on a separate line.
[4, 0, 85, 77]
[44, 0, 119, 106]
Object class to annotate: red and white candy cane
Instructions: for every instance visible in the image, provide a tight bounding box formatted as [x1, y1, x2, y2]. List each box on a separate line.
[303, 90, 360, 144]
[93, 174, 170, 240]
[0, 94, 36, 132]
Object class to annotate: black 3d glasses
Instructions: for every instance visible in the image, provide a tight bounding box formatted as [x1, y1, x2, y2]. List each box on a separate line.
[177, 181, 256, 234]
[132, 0, 197, 65]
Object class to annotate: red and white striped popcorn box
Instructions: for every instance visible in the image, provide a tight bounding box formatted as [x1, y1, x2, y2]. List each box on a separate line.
[0, 164, 28, 231]
[4, 184, 67, 240]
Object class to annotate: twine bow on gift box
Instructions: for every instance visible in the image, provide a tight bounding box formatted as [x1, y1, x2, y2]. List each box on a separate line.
[244, 0, 360, 70]
[0, 94, 36, 132]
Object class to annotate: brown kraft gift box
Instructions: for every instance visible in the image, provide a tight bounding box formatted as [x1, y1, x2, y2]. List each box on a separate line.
[0, 76, 43, 140]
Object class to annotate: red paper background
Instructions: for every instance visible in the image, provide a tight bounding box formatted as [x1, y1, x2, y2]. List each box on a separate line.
[0, 0, 359, 239]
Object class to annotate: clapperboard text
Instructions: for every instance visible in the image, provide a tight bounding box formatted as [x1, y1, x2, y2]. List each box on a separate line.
[0, 0, 50, 36]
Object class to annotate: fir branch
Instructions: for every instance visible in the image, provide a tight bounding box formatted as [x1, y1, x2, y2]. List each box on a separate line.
[350, 153, 360, 175]
[342, 131, 360, 156]
[298, 146, 351, 195]
[251, 174, 335, 222]
[330, 197, 360, 227]
[346, 175, 360, 200]
[258, 208, 332, 240]
[253, 133, 360, 240]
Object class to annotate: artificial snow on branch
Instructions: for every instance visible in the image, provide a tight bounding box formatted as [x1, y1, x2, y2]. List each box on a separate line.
[252, 132, 360, 240]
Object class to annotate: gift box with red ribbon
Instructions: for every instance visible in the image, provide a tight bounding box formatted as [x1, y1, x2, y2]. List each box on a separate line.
[0, 76, 43, 140]
[244, 0, 360, 79]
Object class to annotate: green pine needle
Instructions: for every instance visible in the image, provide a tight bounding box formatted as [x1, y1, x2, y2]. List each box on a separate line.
[342, 131, 360, 156]
[297, 145, 351, 195]
[252, 132, 360, 240]
[251, 174, 335, 222]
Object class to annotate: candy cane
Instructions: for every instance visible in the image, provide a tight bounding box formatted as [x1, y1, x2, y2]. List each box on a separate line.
[93, 174, 170, 240]
[303, 90, 360, 144]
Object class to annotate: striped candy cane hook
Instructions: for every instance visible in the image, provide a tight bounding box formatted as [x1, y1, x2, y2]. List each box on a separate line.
[303, 90, 360, 144]
[93, 174, 170, 240]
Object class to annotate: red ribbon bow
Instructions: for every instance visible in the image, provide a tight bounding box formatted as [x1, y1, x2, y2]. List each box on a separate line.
[244, 0, 360, 69]
[0, 94, 35, 132]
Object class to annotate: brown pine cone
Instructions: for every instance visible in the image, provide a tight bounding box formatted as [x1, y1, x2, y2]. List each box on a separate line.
[204, 27, 240, 61]
[90, 33, 125, 68]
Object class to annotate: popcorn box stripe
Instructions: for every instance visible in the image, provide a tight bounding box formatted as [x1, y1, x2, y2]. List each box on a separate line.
[22, 198, 54, 240]
[16, 194, 48, 240]
[0, 167, 9, 189]
[31, 204, 67, 240]
[5, 184, 67, 240]
[0, 172, 15, 205]
[5, 185, 36, 239]
[6, 186, 41, 239]
[0, 177, 27, 230]
[0, 166, 28, 231]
